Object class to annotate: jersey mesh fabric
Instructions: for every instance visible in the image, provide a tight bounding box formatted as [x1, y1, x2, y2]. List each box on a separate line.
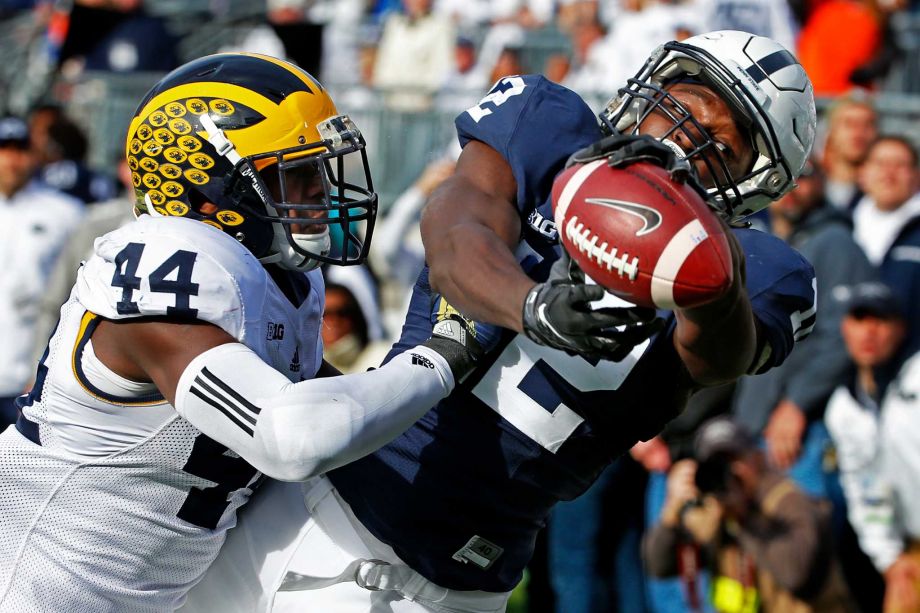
[0, 216, 324, 612]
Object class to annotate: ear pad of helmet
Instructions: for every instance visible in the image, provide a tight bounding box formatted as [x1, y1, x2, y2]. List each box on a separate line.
[191, 174, 276, 258]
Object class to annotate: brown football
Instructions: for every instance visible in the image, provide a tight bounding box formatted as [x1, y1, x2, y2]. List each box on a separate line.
[551, 160, 732, 309]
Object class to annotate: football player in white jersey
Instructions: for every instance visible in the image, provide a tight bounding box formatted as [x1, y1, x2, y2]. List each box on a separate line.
[0, 53, 486, 613]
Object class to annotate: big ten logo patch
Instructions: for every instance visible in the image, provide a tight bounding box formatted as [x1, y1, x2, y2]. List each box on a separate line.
[267, 322, 285, 341]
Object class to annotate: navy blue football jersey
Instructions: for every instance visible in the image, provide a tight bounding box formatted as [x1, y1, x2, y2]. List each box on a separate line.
[329, 75, 816, 592]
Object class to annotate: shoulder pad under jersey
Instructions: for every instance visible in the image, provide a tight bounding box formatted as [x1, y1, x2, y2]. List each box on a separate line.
[75, 215, 267, 340]
[737, 227, 817, 372]
[456, 75, 601, 214]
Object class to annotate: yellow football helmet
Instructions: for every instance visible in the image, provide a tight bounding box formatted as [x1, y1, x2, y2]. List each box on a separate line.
[126, 52, 377, 271]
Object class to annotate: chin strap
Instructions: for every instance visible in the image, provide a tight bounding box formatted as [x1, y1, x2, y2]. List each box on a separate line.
[199, 113, 242, 166]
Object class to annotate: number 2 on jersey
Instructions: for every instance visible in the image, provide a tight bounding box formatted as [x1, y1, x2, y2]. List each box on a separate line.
[111, 242, 200, 317]
[472, 336, 643, 453]
[466, 76, 526, 123]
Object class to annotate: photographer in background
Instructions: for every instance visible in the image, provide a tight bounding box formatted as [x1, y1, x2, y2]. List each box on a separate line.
[643, 417, 852, 612]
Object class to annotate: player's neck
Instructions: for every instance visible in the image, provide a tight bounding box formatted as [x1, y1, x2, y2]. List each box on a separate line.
[265, 264, 311, 308]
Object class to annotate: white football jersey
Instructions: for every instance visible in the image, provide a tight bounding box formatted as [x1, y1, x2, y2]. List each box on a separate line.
[0, 215, 324, 613]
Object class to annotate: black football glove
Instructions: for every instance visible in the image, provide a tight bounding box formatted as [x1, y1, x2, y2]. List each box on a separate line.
[422, 315, 487, 385]
[522, 249, 665, 361]
[568, 133, 708, 200]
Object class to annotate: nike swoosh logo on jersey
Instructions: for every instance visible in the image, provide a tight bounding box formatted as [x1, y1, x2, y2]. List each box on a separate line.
[585, 198, 662, 237]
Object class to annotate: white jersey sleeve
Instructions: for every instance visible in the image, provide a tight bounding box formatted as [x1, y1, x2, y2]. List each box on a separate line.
[174, 343, 456, 481]
[74, 215, 267, 340]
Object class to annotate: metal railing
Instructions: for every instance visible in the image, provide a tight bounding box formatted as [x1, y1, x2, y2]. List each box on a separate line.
[47, 68, 920, 212]
[3, 6, 919, 208]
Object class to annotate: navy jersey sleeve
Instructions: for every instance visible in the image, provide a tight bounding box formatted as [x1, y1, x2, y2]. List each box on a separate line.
[455, 75, 601, 215]
[735, 228, 817, 374]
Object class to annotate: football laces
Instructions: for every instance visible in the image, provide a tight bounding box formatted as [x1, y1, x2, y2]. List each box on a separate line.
[564, 216, 640, 281]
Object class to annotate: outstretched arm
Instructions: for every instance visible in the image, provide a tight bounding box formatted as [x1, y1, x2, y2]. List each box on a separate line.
[423, 140, 662, 360]
[673, 225, 757, 386]
[92, 316, 476, 481]
[421, 140, 533, 332]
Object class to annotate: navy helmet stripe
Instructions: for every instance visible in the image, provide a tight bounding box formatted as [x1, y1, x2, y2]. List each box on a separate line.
[136, 55, 316, 113]
[745, 50, 798, 83]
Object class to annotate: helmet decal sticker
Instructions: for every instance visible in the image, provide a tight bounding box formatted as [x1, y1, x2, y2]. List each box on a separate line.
[142, 141, 162, 156]
[159, 163, 182, 179]
[183, 169, 209, 185]
[165, 102, 187, 117]
[209, 99, 235, 115]
[149, 111, 168, 127]
[142, 173, 162, 189]
[216, 210, 244, 226]
[188, 153, 215, 170]
[166, 200, 189, 215]
[164, 147, 187, 164]
[147, 189, 165, 206]
[185, 98, 208, 114]
[153, 129, 175, 145]
[162, 181, 185, 197]
[169, 118, 192, 135]
[178, 136, 202, 152]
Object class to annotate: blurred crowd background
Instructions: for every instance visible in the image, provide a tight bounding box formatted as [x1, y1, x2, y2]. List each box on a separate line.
[0, 0, 919, 611]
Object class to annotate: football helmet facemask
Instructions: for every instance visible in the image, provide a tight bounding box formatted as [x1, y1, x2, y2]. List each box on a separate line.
[600, 30, 816, 221]
[126, 52, 377, 271]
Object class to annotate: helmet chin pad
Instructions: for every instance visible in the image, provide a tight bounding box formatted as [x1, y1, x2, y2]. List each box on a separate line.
[263, 224, 331, 272]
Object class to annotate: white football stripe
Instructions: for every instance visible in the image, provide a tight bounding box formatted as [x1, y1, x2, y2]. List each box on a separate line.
[650, 219, 709, 309]
[554, 159, 606, 227]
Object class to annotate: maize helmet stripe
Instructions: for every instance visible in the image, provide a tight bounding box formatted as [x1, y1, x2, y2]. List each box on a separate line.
[128, 82, 336, 161]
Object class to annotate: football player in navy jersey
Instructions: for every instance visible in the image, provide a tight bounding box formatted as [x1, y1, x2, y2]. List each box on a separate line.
[184, 31, 819, 613]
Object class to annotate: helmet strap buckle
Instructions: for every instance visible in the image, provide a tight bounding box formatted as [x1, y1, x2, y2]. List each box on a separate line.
[199, 113, 242, 166]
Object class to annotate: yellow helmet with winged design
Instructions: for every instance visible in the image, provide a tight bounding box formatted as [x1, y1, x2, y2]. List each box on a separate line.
[126, 52, 377, 271]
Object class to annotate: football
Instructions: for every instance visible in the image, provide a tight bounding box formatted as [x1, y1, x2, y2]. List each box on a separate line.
[551, 160, 733, 309]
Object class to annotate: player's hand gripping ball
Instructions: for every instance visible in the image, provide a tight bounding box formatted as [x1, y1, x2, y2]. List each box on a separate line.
[551, 137, 733, 309]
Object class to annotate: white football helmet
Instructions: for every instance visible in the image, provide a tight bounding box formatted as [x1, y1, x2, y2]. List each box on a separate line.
[600, 30, 816, 221]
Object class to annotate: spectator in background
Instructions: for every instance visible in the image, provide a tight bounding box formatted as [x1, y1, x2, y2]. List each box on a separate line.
[543, 52, 571, 84]
[644, 417, 853, 612]
[56, 0, 177, 76]
[0, 116, 82, 426]
[437, 35, 490, 112]
[372, 154, 456, 292]
[853, 136, 920, 353]
[633, 383, 737, 612]
[559, 15, 610, 96]
[490, 0, 556, 29]
[732, 159, 876, 497]
[797, 0, 882, 96]
[594, 0, 698, 96]
[473, 0, 549, 88]
[373, 0, 455, 111]
[547, 457, 649, 613]
[29, 158, 135, 372]
[690, 0, 797, 52]
[824, 281, 919, 613]
[820, 95, 878, 212]
[29, 108, 118, 205]
[321, 265, 391, 374]
[434, 0, 494, 28]
[488, 45, 525, 84]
